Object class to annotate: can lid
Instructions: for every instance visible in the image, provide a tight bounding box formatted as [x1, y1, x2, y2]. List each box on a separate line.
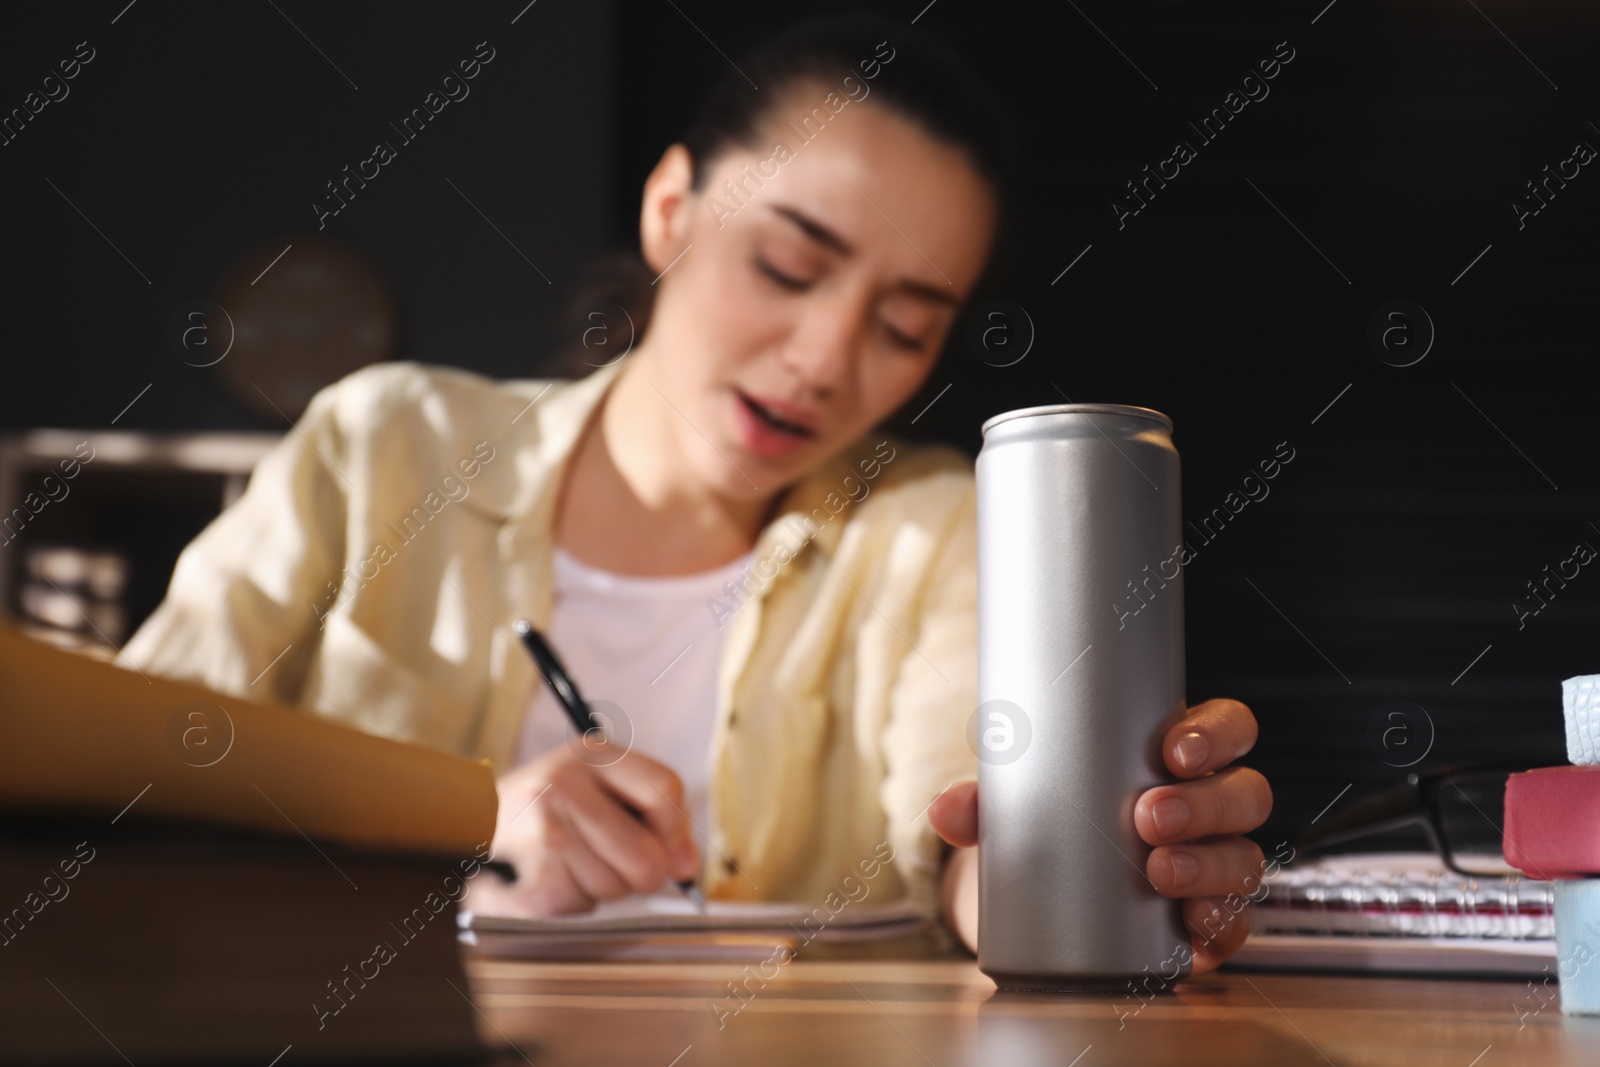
[981, 403, 1173, 436]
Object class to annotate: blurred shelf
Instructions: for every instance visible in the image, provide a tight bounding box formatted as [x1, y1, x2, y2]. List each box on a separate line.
[0, 429, 282, 650]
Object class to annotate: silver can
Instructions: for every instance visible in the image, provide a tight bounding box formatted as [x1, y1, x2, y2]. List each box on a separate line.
[974, 403, 1189, 992]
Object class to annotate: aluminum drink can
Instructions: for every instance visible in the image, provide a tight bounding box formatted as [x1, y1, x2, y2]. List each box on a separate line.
[974, 403, 1189, 992]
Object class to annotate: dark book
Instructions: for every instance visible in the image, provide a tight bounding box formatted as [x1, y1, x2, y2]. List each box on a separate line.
[0, 624, 502, 1064]
[1, 818, 489, 1063]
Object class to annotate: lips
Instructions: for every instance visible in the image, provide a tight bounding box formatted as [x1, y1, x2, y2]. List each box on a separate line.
[730, 388, 819, 459]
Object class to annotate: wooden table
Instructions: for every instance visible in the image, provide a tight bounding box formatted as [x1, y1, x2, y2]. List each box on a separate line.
[464, 956, 1600, 1066]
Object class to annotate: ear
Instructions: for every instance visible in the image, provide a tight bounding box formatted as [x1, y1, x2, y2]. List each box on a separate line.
[638, 143, 697, 275]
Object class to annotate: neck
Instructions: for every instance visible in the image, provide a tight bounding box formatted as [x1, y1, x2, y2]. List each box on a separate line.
[553, 345, 776, 575]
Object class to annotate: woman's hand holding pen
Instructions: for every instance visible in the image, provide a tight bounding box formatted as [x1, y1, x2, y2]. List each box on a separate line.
[928, 698, 1273, 974]
[462, 743, 702, 917]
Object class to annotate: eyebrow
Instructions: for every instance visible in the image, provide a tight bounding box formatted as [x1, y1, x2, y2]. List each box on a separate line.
[769, 203, 960, 309]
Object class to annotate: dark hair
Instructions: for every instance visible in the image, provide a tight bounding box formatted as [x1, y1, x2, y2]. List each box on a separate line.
[553, 12, 1027, 389]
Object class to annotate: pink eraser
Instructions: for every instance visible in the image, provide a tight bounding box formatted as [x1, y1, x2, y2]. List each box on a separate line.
[1503, 766, 1600, 879]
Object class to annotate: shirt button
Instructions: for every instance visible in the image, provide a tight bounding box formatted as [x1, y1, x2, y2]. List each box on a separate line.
[722, 855, 738, 873]
[728, 710, 738, 727]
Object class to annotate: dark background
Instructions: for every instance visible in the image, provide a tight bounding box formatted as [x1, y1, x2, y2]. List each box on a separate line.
[3, 0, 1598, 852]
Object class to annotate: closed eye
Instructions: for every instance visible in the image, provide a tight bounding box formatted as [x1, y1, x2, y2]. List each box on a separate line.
[755, 257, 808, 291]
[883, 324, 924, 352]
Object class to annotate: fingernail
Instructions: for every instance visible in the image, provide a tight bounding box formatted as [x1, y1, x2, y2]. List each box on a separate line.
[1168, 850, 1200, 890]
[1152, 795, 1190, 839]
[1174, 731, 1208, 772]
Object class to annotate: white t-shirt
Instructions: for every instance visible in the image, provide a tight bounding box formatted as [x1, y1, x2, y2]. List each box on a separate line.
[512, 544, 754, 847]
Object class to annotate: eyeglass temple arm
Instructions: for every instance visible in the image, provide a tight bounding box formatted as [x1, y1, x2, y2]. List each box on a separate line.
[1291, 780, 1425, 857]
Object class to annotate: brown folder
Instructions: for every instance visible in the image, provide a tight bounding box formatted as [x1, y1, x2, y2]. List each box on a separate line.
[0, 623, 497, 852]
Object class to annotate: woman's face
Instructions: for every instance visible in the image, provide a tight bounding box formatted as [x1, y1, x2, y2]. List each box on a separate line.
[635, 85, 998, 501]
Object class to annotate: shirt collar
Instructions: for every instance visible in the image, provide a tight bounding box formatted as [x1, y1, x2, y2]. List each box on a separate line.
[476, 357, 627, 524]
[753, 436, 881, 563]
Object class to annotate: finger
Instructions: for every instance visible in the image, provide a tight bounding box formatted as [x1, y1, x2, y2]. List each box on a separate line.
[1163, 698, 1258, 779]
[490, 801, 624, 911]
[1146, 836, 1267, 899]
[1134, 766, 1273, 846]
[550, 806, 633, 902]
[469, 858, 590, 918]
[559, 775, 674, 894]
[1183, 896, 1254, 976]
[928, 781, 978, 848]
[590, 753, 697, 864]
[460, 869, 522, 916]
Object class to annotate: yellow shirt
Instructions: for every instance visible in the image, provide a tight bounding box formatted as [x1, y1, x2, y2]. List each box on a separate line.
[118, 359, 979, 911]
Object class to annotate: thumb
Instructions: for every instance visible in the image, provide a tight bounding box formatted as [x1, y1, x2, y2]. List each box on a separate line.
[927, 780, 978, 848]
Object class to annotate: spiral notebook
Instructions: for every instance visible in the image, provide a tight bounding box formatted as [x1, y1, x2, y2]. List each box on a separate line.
[1227, 852, 1559, 977]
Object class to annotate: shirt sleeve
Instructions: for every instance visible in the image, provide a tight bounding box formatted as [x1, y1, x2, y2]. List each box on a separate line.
[877, 473, 979, 913]
[115, 384, 349, 704]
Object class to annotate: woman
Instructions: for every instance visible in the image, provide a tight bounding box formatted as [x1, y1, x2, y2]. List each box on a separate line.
[119, 14, 1271, 972]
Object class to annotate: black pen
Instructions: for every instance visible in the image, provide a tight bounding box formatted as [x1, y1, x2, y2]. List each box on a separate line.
[513, 618, 706, 911]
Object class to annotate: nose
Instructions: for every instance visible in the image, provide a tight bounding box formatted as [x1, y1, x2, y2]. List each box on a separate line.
[778, 299, 862, 399]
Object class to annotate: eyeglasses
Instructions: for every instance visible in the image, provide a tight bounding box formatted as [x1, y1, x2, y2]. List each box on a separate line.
[1291, 765, 1529, 878]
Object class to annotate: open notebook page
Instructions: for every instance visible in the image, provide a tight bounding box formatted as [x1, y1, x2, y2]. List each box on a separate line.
[463, 893, 934, 935]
